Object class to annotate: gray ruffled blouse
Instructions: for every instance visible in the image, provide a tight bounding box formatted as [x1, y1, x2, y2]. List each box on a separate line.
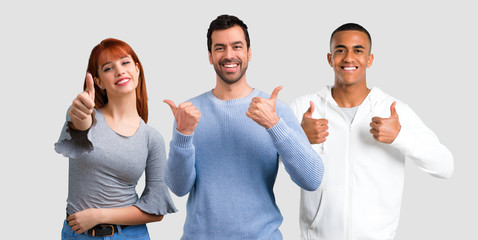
[55, 109, 177, 216]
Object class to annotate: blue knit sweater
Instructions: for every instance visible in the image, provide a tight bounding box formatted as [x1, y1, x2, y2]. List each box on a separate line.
[165, 89, 324, 240]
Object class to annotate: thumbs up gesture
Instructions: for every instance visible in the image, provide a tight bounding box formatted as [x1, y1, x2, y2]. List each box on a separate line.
[68, 73, 96, 130]
[164, 99, 201, 135]
[370, 102, 401, 144]
[246, 86, 282, 129]
[301, 101, 329, 144]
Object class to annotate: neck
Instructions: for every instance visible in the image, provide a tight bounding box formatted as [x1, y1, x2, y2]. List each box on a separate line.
[212, 77, 253, 100]
[101, 92, 140, 120]
[331, 83, 370, 108]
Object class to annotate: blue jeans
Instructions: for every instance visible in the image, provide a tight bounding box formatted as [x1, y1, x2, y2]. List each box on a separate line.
[61, 220, 150, 240]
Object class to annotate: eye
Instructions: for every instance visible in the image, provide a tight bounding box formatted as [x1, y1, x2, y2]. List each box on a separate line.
[355, 49, 363, 53]
[215, 47, 224, 51]
[233, 45, 242, 49]
[122, 61, 131, 65]
[103, 67, 112, 72]
[335, 49, 345, 54]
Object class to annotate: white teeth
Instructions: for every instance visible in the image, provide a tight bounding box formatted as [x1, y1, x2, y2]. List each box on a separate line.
[343, 67, 356, 71]
[117, 79, 129, 84]
[224, 64, 238, 68]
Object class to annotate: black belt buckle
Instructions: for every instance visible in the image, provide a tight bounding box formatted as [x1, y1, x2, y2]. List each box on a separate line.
[90, 224, 115, 237]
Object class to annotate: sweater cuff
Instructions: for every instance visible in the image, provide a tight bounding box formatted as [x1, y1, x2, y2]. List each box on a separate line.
[391, 127, 416, 155]
[266, 118, 290, 143]
[172, 129, 194, 149]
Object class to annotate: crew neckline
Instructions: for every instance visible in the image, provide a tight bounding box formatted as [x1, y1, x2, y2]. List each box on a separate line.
[207, 88, 259, 105]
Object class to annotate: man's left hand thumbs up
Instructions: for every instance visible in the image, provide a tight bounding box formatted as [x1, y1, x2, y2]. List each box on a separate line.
[246, 86, 282, 129]
[370, 101, 401, 144]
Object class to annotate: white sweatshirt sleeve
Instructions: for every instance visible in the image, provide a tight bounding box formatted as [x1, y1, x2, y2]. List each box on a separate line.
[391, 103, 454, 178]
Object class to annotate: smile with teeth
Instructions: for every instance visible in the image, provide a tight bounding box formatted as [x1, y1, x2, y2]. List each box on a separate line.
[224, 63, 239, 68]
[116, 78, 130, 85]
[342, 66, 358, 71]
[222, 62, 240, 73]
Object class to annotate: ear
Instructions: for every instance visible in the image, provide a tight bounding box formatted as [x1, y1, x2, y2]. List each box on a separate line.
[247, 47, 252, 61]
[208, 51, 213, 64]
[367, 53, 374, 68]
[136, 62, 140, 74]
[327, 53, 333, 67]
[94, 77, 105, 89]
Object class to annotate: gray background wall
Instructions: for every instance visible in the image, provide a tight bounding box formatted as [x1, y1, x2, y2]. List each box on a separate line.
[1, 1, 475, 239]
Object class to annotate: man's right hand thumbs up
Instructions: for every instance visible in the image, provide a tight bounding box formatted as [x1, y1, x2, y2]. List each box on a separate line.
[301, 101, 329, 144]
[68, 73, 96, 130]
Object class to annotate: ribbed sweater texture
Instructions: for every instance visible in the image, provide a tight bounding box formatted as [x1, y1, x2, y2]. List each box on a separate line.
[165, 89, 324, 239]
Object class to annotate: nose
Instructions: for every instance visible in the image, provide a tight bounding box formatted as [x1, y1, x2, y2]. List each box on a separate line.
[344, 51, 354, 63]
[115, 64, 125, 76]
[224, 46, 234, 60]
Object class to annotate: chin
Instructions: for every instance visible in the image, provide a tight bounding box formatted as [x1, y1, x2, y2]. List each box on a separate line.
[220, 78, 240, 84]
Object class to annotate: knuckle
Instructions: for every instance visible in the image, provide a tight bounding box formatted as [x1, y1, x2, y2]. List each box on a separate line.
[178, 103, 188, 109]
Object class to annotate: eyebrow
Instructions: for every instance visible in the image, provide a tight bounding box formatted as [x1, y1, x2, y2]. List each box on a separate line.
[213, 41, 244, 49]
[334, 44, 365, 49]
[213, 43, 226, 49]
[101, 56, 130, 70]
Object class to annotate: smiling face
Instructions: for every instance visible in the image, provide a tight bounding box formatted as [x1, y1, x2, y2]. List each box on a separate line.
[208, 25, 251, 85]
[328, 30, 374, 87]
[95, 54, 140, 97]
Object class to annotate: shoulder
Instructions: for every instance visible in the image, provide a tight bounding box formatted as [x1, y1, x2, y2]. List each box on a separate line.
[289, 91, 324, 118]
[370, 87, 415, 117]
[143, 124, 165, 148]
[276, 99, 293, 112]
[292, 92, 319, 103]
[291, 86, 329, 108]
[290, 93, 319, 107]
[276, 99, 298, 122]
[187, 91, 211, 105]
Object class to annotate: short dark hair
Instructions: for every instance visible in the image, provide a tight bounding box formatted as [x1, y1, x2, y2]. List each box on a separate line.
[330, 23, 372, 50]
[207, 14, 250, 53]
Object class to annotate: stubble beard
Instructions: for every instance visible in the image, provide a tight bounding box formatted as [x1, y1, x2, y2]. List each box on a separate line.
[214, 59, 248, 85]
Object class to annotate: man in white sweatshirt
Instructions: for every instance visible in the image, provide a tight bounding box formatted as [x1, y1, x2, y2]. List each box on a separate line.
[290, 23, 454, 240]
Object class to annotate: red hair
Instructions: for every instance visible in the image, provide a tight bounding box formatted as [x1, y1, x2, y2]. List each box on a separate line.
[84, 38, 149, 123]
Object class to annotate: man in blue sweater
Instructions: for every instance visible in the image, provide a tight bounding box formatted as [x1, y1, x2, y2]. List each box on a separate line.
[163, 14, 324, 239]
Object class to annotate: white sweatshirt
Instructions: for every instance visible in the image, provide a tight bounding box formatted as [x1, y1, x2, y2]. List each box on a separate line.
[290, 86, 453, 240]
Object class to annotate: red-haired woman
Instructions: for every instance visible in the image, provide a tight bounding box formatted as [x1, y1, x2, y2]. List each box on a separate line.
[55, 38, 177, 239]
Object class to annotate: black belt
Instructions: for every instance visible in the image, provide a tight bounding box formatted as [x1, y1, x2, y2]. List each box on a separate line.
[67, 213, 129, 237]
[87, 224, 129, 237]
